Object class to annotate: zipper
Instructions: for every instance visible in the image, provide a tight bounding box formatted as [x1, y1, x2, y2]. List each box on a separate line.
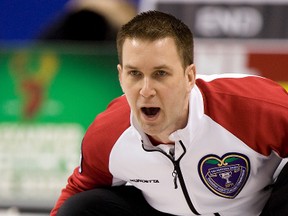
[142, 140, 200, 215]
[166, 140, 200, 215]
[172, 156, 200, 215]
[172, 168, 178, 189]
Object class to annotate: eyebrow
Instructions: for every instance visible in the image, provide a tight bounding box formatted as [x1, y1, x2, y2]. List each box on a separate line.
[124, 64, 170, 70]
[124, 64, 138, 70]
[153, 65, 170, 70]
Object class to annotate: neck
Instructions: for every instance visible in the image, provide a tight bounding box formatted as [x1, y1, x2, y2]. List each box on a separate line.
[147, 135, 174, 146]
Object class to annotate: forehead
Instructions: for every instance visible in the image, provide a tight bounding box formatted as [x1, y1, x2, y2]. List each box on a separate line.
[121, 37, 183, 70]
[122, 37, 179, 58]
[123, 36, 176, 47]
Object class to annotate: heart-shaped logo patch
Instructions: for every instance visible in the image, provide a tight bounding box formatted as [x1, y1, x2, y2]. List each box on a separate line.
[198, 152, 250, 199]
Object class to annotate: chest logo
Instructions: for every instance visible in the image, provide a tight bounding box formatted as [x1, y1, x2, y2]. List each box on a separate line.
[198, 152, 250, 199]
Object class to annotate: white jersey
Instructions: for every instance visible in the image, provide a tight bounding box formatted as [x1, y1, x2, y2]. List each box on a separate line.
[52, 74, 288, 216]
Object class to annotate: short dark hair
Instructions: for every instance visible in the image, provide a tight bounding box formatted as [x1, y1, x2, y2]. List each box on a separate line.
[116, 10, 194, 68]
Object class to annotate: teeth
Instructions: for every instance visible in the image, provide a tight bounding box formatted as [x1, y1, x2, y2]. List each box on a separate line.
[142, 107, 160, 116]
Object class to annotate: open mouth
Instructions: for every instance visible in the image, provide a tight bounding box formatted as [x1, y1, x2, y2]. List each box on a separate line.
[141, 107, 160, 117]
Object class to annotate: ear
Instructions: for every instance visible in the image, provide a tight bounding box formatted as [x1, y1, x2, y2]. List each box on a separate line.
[117, 64, 124, 93]
[185, 64, 196, 91]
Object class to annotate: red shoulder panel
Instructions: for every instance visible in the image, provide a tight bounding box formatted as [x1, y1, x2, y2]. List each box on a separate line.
[196, 77, 288, 157]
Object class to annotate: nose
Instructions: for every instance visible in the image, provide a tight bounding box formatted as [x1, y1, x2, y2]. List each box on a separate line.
[140, 78, 156, 98]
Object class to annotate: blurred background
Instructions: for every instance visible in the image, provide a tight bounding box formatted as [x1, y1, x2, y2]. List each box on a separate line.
[0, 0, 287, 215]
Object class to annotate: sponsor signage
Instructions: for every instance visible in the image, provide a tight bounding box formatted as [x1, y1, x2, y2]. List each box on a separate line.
[140, 0, 288, 39]
[0, 43, 122, 209]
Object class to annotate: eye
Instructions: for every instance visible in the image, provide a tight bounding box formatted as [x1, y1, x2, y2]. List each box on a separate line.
[129, 70, 142, 77]
[154, 70, 167, 78]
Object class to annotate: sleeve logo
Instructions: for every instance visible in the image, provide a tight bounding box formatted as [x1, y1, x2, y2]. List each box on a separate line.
[198, 152, 250, 199]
